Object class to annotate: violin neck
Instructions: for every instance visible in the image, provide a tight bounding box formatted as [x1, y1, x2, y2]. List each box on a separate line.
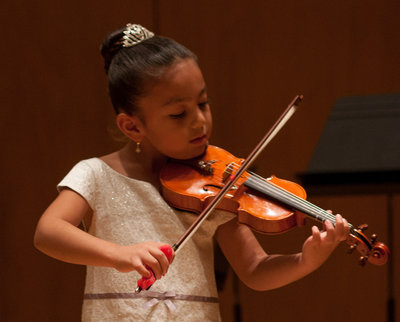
[244, 173, 354, 229]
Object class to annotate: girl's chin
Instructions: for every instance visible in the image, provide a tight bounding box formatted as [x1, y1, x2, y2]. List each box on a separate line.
[169, 144, 208, 160]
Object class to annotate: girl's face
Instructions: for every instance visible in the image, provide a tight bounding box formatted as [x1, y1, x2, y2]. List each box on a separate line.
[137, 58, 212, 160]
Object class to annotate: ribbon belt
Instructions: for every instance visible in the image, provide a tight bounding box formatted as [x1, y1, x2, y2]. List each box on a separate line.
[84, 291, 218, 312]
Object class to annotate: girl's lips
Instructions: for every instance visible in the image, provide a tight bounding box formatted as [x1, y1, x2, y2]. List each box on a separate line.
[190, 134, 207, 144]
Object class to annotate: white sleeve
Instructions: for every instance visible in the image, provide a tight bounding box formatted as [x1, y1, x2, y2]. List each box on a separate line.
[57, 158, 100, 210]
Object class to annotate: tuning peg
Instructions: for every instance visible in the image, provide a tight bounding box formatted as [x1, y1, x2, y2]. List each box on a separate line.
[357, 224, 368, 232]
[370, 234, 377, 244]
[347, 244, 357, 254]
[359, 256, 368, 266]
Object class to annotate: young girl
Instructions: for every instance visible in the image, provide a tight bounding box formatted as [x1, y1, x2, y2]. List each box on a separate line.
[34, 23, 349, 321]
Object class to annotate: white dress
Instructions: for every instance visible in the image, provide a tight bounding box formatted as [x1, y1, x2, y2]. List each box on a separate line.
[58, 158, 234, 322]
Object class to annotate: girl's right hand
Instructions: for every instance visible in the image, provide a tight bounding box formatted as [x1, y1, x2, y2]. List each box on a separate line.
[113, 242, 174, 280]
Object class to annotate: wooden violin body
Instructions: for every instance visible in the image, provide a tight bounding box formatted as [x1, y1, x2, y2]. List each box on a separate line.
[161, 145, 306, 234]
[160, 145, 390, 266]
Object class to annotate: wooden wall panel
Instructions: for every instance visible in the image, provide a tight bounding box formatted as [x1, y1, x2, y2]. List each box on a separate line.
[1, 0, 399, 321]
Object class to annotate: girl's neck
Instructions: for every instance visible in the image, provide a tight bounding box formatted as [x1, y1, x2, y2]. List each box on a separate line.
[101, 141, 168, 188]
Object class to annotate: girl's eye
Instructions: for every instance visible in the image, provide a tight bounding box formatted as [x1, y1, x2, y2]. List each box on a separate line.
[198, 101, 209, 109]
[169, 111, 186, 119]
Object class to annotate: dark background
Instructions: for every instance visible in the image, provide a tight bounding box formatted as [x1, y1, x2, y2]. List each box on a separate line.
[1, 1, 399, 321]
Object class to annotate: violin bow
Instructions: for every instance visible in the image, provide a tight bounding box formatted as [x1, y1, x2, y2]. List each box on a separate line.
[135, 95, 303, 292]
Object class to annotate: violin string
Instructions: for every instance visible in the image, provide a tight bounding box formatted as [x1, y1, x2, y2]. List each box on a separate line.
[197, 160, 356, 234]
[225, 162, 338, 224]
[194, 159, 359, 237]
[203, 161, 353, 228]
[248, 173, 341, 224]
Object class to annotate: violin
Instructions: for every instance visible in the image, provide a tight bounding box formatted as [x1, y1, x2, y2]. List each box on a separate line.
[135, 95, 389, 292]
[160, 144, 389, 266]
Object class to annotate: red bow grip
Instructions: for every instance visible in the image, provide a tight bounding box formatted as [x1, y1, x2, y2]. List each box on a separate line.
[135, 244, 173, 293]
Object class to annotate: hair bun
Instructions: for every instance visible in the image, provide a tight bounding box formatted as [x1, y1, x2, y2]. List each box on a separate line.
[100, 27, 125, 74]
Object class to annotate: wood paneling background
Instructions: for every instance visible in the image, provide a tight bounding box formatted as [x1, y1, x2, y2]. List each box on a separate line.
[1, 1, 399, 321]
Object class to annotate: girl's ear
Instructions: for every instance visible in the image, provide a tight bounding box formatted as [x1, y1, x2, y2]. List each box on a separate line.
[116, 113, 145, 142]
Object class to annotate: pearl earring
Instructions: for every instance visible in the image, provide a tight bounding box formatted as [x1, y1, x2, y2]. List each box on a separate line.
[136, 141, 141, 153]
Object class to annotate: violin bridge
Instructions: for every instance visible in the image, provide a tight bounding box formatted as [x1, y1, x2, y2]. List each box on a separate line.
[222, 162, 235, 183]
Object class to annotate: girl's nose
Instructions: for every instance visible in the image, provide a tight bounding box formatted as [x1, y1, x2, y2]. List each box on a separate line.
[192, 107, 207, 129]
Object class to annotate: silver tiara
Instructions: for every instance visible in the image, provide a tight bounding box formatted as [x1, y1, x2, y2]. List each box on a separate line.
[121, 23, 154, 47]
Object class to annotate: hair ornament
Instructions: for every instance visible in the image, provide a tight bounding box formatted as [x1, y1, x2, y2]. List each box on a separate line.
[121, 24, 154, 47]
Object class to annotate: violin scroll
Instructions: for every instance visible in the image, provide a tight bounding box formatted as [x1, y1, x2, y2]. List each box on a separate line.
[346, 224, 390, 266]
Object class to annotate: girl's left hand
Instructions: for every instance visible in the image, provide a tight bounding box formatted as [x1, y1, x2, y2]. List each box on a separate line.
[300, 214, 350, 270]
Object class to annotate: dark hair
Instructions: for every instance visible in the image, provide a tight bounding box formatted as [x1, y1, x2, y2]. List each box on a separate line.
[100, 26, 198, 115]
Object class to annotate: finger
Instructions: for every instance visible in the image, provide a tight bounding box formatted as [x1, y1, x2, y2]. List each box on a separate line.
[145, 255, 163, 280]
[343, 217, 350, 236]
[143, 243, 172, 278]
[324, 220, 335, 242]
[135, 262, 152, 277]
[332, 215, 344, 241]
[334, 214, 344, 232]
[159, 244, 174, 264]
[149, 247, 170, 278]
[335, 214, 350, 240]
[326, 209, 333, 214]
[311, 225, 321, 242]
